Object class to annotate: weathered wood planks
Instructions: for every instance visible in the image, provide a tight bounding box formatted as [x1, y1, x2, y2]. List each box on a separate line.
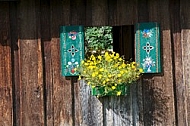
[0, 0, 189, 125]
[0, 2, 12, 126]
[180, 0, 190, 125]
[17, 0, 44, 125]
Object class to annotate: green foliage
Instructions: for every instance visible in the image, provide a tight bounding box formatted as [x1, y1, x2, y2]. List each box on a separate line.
[77, 51, 143, 97]
[85, 26, 113, 53]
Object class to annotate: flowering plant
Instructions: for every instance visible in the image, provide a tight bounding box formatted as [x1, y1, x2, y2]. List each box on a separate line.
[77, 51, 143, 97]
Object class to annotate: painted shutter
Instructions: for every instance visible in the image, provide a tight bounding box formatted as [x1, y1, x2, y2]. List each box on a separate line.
[60, 25, 84, 76]
[135, 22, 161, 73]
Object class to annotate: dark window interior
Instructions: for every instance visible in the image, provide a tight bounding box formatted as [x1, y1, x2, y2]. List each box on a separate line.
[84, 25, 135, 61]
[113, 25, 135, 61]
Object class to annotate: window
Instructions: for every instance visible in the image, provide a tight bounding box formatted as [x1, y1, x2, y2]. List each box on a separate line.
[85, 25, 135, 61]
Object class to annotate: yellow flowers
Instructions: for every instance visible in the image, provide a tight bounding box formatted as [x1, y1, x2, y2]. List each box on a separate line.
[92, 71, 98, 77]
[117, 74, 121, 77]
[112, 86, 116, 90]
[88, 65, 95, 70]
[76, 51, 143, 97]
[92, 73, 96, 77]
[87, 82, 91, 85]
[91, 85, 95, 88]
[105, 53, 112, 62]
[117, 91, 121, 96]
[114, 53, 120, 59]
[98, 55, 102, 60]
[90, 55, 96, 61]
[98, 74, 102, 79]
[139, 68, 144, 73]
[84, 62, 89, 66]
[108, 74, 112, 78]
[99, 68, 104, 72]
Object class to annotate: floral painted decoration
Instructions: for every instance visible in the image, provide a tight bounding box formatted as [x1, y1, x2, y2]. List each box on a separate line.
[142, 56, 155, 72]
[60, 25, 84, 76]
[142, 29, 153, 38]
[66, 58, 79, 74]
[68, 31, 77, 40]
[135, 22, 161, 73]
[141, 29, 155, 73]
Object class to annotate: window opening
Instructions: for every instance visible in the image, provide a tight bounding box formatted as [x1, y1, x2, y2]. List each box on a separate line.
[84, 25, 134, 61]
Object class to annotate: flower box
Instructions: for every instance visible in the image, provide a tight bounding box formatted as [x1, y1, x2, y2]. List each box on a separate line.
[91, 84, 130, 97]
[77, 51, 143, 97]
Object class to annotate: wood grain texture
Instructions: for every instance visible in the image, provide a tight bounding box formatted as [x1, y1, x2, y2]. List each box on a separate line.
[40, 0, 52, 125]
[69, 8, 85, 116]
[73, 78, 82, 126]
[1, 0, 190, 125]
[180, 0, 190, 125]
[50, 38, 73, 126]
[80, 82, 144, 126]
[91, 0, 108, 26]
[156, 0, 175, 125]
[85, 0, 92, 26]
[139, 0, 176, 125]
[70, 0, 85, 25]
[9, 2, 21, 126]
[46, 0, 73, 125]
[19, 40, 44, 126]
[107, 0, 117, 25]
[18, 0, 44, 125]
[0, 2, 13, 126]
[116, 0, 137, 25]
[169, 0, 185, 125]
[80, 80, 103, 126]
[137, 0, 149, 22]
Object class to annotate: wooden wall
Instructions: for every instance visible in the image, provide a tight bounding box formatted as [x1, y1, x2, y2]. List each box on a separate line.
[0, 0, 189, 125]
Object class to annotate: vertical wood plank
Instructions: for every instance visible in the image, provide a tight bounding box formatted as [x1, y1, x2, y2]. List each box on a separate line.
[19, 40, 44, 126]
[137, 0, 149, 22]
[60, 0, 70, 26]
[133, 80, 144, 126]
[48, 0, 73, 125]
[9, 2, 21, 126]
[43, 41, 53, 126]
[70, 1, 86, 123]
[91, 0, 108, 26]
[18, 0, 44, 125]
[40, 0, 51, 125]
[70, 0, 86, 25]
[155, 0, 175, 125]
[85, 0, 92, 26]
[169, 0, 184, 126]
[108, 0, 117, 26]
[180, 0, 190, 125]
[136, 2, 149, 125]
[112, 95, 133, 126]
[73, 78, 82, 126]
[141, 0, 176, 125]
[0, 2, 12, 126]
[80, 80, 103, 126]
[103, 97, 114, 126]
[116, 0, 137, 25]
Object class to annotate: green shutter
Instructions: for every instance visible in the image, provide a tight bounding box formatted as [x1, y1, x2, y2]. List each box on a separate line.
[60, 26, 84, 76]
[135, 22, 161, 73]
